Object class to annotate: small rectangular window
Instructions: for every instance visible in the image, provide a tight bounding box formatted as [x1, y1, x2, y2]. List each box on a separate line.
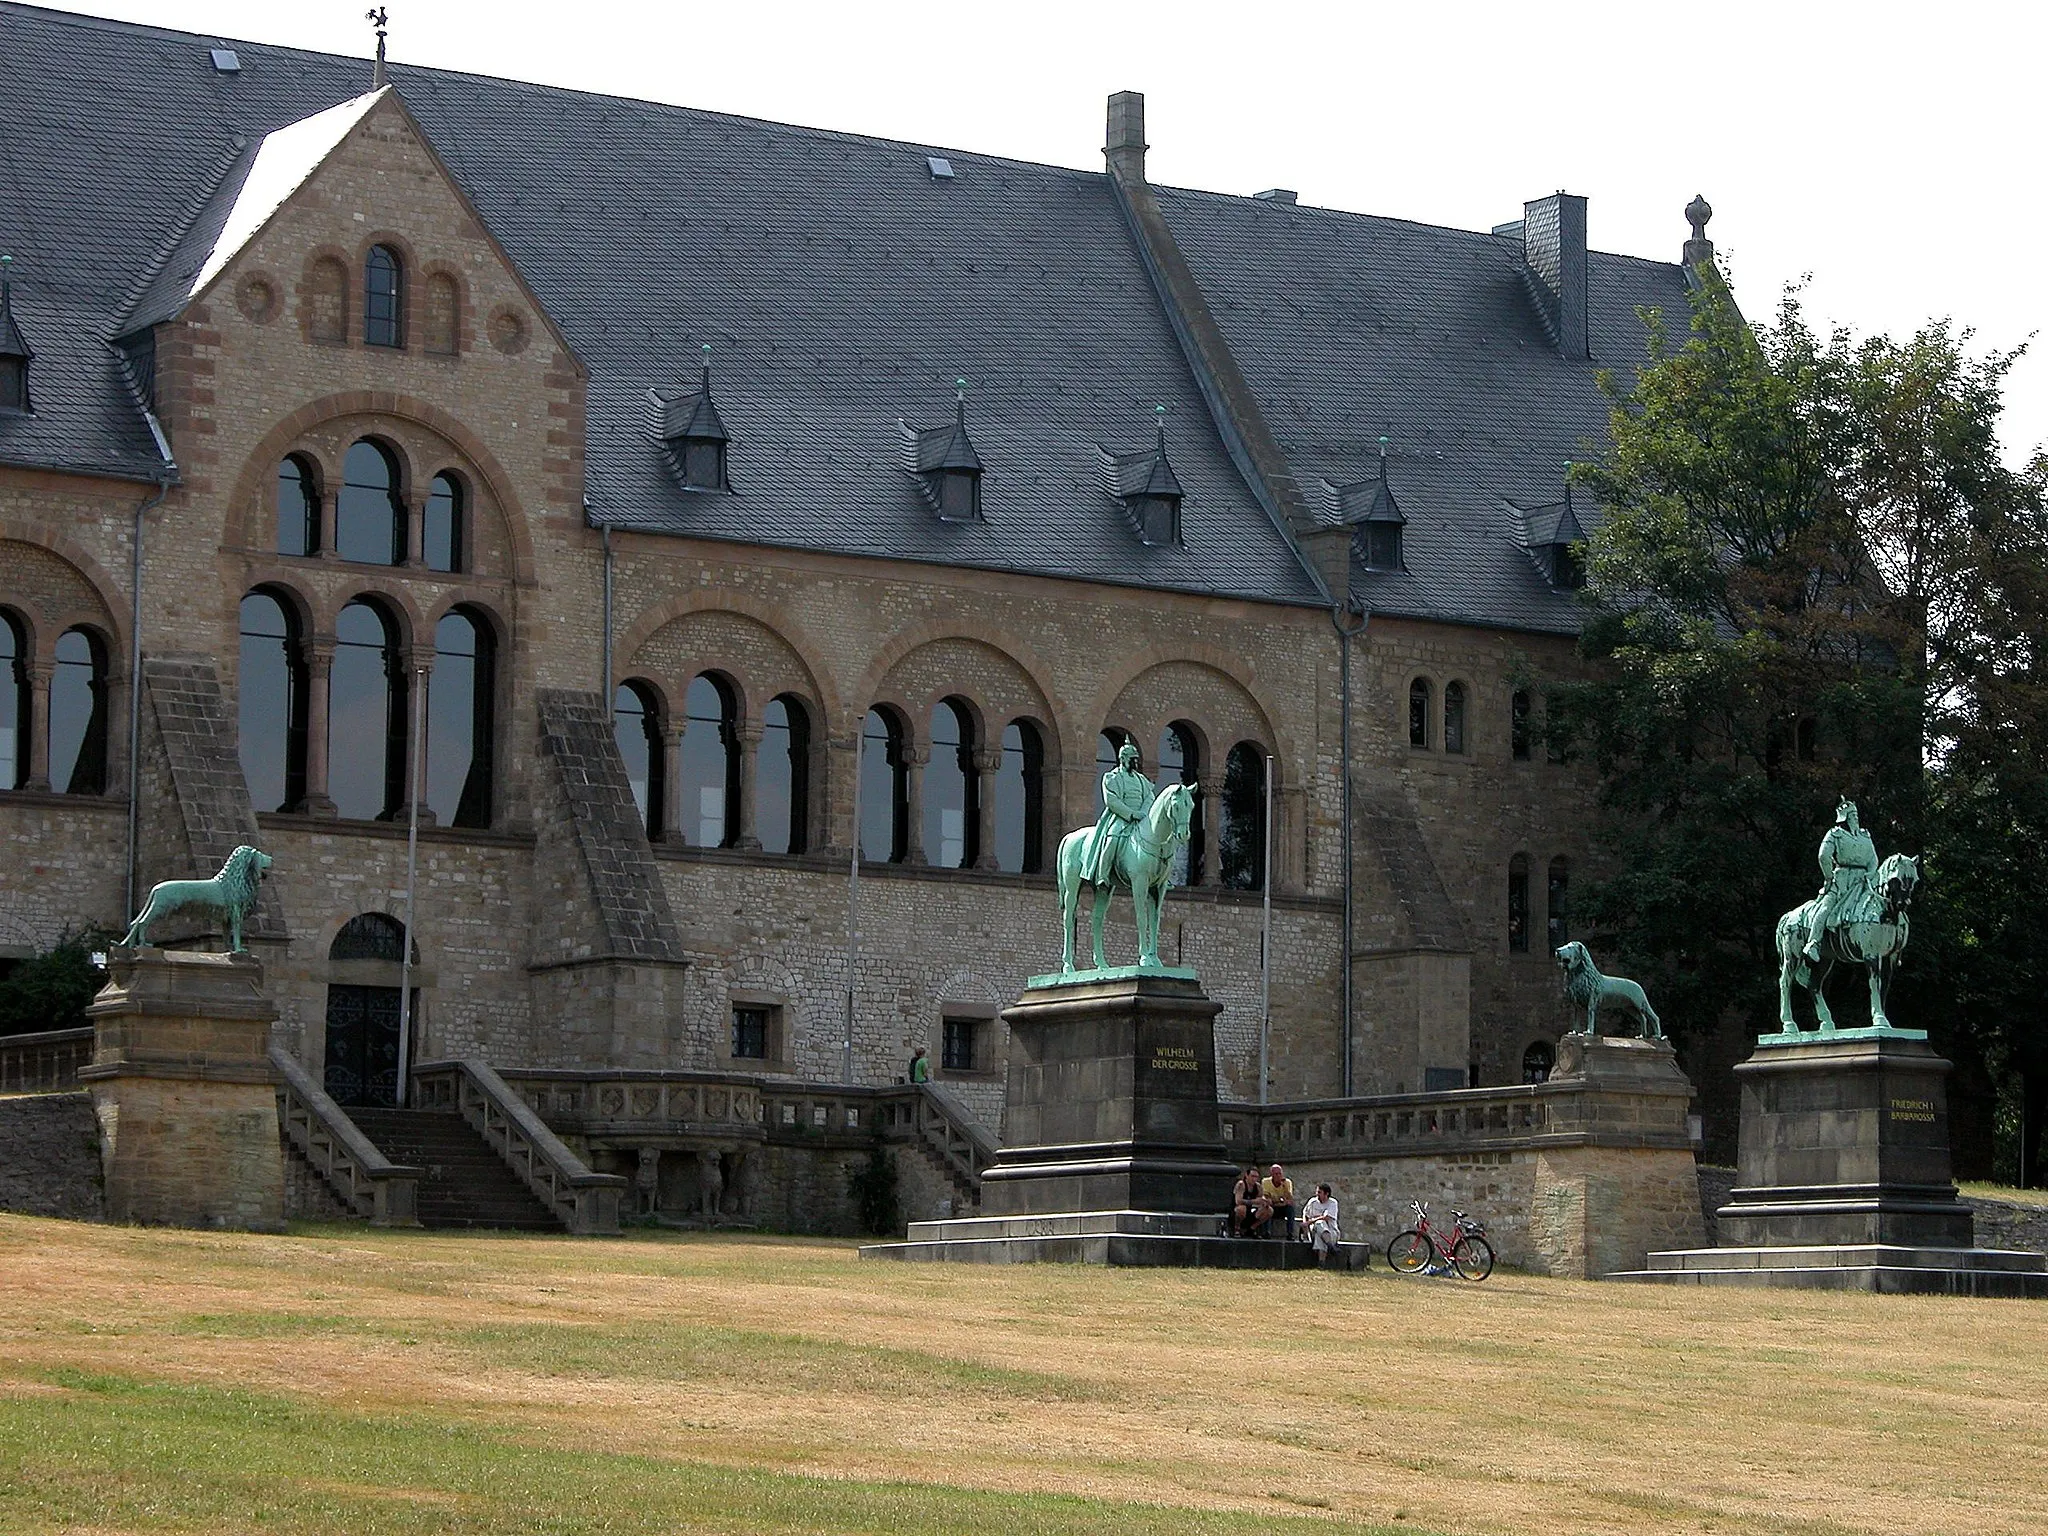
[730, 1005, 770, 1061]
[1366, 522, 1401, 570]
[941, 1016, 979, 1073]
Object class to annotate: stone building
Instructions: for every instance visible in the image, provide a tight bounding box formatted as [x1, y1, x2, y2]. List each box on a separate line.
[0, 5, 1707, 1207]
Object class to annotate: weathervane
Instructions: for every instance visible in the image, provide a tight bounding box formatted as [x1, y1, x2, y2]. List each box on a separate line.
[367, 7, 389, 89]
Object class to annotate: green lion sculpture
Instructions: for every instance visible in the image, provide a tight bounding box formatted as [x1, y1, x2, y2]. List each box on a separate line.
[120, 845, 273, 953]
[1554, 941, 1663, 1039]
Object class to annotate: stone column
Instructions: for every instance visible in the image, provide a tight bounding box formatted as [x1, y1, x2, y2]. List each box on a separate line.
[402, 497, 426, 569]
[80, 947, 285, 1231]
[733, 723, 763, 850]
[23, 661, 52, 791]
[1194, 773, 1223, 886]
[902, 744, 929, 865]
[972, 745, 1001, 870]
[103, 663, 131, 803]
[301, 638, 338, 817]
[317, 492, 340, 561]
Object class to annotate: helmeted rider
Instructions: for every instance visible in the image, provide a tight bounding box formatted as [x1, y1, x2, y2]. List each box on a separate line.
[1084, 741, 1151, 887]
[1804, 796, 1879, 962]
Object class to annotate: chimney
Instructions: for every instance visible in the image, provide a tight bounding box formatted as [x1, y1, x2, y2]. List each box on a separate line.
[1522, 192, 1588, 360]
[1105, 91, 1147, 184]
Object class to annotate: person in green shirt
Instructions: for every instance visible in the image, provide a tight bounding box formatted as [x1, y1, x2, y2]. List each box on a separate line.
[909, 1047, 930, 1084]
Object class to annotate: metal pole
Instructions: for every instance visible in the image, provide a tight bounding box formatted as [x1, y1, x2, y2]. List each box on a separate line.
[844, 717, 863, 1085]
[395, 661, 424, 1106]
[1260, 752, 1273, 1105]
[600, 522, 613, 706]
[124, 478, 168, 920]
[1331, 605, 1367, 1097]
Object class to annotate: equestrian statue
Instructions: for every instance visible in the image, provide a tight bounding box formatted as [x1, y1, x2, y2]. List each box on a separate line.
[1055, 741, 1196, 973]
[1774, 798, 1921, 1033]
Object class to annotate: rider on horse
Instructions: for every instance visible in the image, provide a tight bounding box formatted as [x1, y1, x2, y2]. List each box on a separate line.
[1083, 741, 1150, 888]
[1803, 797, 1881, 962]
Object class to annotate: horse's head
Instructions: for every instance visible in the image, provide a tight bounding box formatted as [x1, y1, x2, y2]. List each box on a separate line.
[1148, 782, 1195, 847]
[1878, 852, 1921, 914]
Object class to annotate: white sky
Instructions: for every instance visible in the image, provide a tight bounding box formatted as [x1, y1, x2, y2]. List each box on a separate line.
[60, 0, 2048, 462]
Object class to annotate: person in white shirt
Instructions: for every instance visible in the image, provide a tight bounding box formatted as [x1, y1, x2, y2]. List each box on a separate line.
[1300, 1182, 1341, 1265]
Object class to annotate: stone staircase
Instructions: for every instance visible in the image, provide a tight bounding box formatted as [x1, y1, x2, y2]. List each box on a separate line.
[345, 1108, 559, 1231]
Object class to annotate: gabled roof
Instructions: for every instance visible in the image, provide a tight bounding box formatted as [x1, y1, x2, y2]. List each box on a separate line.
[120, 91, 387, 336]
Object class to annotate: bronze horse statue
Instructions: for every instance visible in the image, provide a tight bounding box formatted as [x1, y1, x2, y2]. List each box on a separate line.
[1775, 851, 1921, 1032]
[1055, 782, 1195, 972]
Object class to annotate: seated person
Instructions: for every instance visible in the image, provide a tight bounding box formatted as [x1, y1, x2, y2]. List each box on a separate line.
[1300, 1182, 1341, 1264]
[1261, 1163, 1296, 1239]
[1231, 1165, 1268, 1237]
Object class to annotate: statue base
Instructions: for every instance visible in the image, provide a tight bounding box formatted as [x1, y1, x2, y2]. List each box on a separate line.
[1620, 1031, 2048, 1295]
[79, 947, 285, 1232]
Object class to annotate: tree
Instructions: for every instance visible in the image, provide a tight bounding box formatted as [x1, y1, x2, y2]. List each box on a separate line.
[0, 928, 114, 1037]
[1554, 275, 2046, 1168]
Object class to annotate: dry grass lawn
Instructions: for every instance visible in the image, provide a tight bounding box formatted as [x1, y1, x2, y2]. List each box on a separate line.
[1, 1214, 2043, 1534]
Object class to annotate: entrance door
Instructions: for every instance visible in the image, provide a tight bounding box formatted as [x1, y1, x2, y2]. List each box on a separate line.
[324, 984, 402, 1107]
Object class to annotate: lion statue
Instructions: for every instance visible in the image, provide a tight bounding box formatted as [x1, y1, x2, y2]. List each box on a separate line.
[120, 845, 273, 953]
[1554, 941, 1663, 1039]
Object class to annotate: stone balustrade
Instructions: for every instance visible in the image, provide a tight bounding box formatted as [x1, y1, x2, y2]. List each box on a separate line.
[0, 1027, 94, 1094]
[271, 1043, 421, 1227]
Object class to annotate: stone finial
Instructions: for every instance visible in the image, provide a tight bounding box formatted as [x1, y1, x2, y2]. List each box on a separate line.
[1105, 90, 1147, 184]
[1683, 193, 1715, 269]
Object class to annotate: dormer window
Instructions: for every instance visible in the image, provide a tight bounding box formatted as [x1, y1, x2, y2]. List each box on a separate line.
[1523, 478, 1588, 591]
[661, 348, 730, 492]
[1340, 446, 1406, 571]
[907, 380, 983, 522]
[0, 261, 32, 414]
[1101, 407, 1184, 546]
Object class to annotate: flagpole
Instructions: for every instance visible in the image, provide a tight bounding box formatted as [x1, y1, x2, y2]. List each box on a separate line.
[844, 719, 863, 1085]
[1260, 753, 1273, 1106]
[395, 660, 425, 1106]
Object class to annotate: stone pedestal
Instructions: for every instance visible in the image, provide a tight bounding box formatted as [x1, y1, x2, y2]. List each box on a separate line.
[978, 971, 1237, 1216]
[865, 971, 1368, 1267]
[1624, 1030, 2048, 1295]
[79, 948, 285, 1231]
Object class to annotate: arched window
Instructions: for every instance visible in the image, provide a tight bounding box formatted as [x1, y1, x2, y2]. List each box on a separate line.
[994, 719, 1044, 874]
[329, 599, 405, 820]
[1507, 853, 1529, 953]
[1093, 728, 1132, 815]
[307, 256, 347, 344]
[1522, 1040, 1555, 1085]
[423, 472, 464, 573]
[364, 244, 404, 348]
[679, 674, 739, 847]
[1220, 741, 1266, 891]
[1443, 681, 1467, 755]
[1408, 678, 1430, 749]
[426, 607, 494, 828]
[1511, 690, 1532, 761]
[49, 628, 107, 795]
[0, 611, 26, 790]
[336, 439, 405, 566]
[423, 271, 459, 355]
[859, 708, 908, 863]
[276, 454, 320, 557]
[757, 693, 810, 856]
[238, 590, 307, 814]
[1546, 856, 1570, 949]
[614, 681, 665, 838]
[1157, 720, 1203, 886]
[924, 698, 979, 869]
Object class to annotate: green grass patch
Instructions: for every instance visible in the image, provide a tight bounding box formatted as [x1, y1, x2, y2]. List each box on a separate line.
[0, 1376, 1419, 1535]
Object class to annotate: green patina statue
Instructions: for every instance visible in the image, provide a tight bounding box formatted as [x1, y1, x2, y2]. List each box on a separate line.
[1055, 742, 1195, 973]
[1774, 799, 1921, 1033]
[120, 845, 273, 953]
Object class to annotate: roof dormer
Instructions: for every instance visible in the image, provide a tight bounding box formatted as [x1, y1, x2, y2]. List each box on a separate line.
[902, 379, 983, 522]
[1520, 472, 1588, 589]
[658, 344, 730, 492]
[1098, 405, 1184, 546]
[0, 257, 33, 414]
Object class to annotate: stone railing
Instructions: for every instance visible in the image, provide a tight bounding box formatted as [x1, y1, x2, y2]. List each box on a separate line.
[1220, 1083, 1551, 1161]
[270, 1043, 422, 1227]
[0, 1026, 93, 1094]
[496, 1068, 763, 1140]
[412, 1059, 627, 1235]
[905, 1081, 997, 1190]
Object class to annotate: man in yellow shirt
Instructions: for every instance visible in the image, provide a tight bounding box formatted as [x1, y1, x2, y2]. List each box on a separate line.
[1261, 1163, 1296, 1239]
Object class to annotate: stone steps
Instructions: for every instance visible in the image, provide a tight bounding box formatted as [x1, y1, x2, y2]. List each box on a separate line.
[346, 1108, 559, 1232]
[865, 1207, 1373, 1269]
[1614, 1243, 2048, 1297]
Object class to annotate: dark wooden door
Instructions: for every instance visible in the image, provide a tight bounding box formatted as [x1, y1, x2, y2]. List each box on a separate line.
[324, 984, 402, 1107]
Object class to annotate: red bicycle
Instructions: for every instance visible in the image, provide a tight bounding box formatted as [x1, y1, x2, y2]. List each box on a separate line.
[1386, 1200, 1494, 1280]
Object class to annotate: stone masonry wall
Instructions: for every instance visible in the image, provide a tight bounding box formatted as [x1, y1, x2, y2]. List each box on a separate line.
[0, 1092, 104, 1221]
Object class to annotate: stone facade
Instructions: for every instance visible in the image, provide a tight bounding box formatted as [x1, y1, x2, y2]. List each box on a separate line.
[0, 88, 1607, 1157]
[0, 1091, 104, 1220]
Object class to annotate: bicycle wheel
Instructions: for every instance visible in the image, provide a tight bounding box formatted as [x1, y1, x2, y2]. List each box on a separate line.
[1450, 1233, 1495, 1281]
[1387, 1229, 1433, 1274]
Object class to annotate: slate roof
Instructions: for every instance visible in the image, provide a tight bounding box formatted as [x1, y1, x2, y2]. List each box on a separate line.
[1151, 188, 1698, 632]
[0, 2, 1696, 626]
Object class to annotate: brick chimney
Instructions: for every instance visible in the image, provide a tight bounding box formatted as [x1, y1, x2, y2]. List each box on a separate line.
[1522, 192, 1588, 360]
[1105, 90, 1147, 183]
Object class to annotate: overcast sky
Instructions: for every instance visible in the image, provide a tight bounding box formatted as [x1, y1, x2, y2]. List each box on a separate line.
[59, 0, 2048, 462]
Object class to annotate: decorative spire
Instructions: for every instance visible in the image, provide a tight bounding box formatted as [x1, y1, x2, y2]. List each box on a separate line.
[367, 7, 389, 90]
[700, 341, 713, 392]
[1683, 193, 1715, 269]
